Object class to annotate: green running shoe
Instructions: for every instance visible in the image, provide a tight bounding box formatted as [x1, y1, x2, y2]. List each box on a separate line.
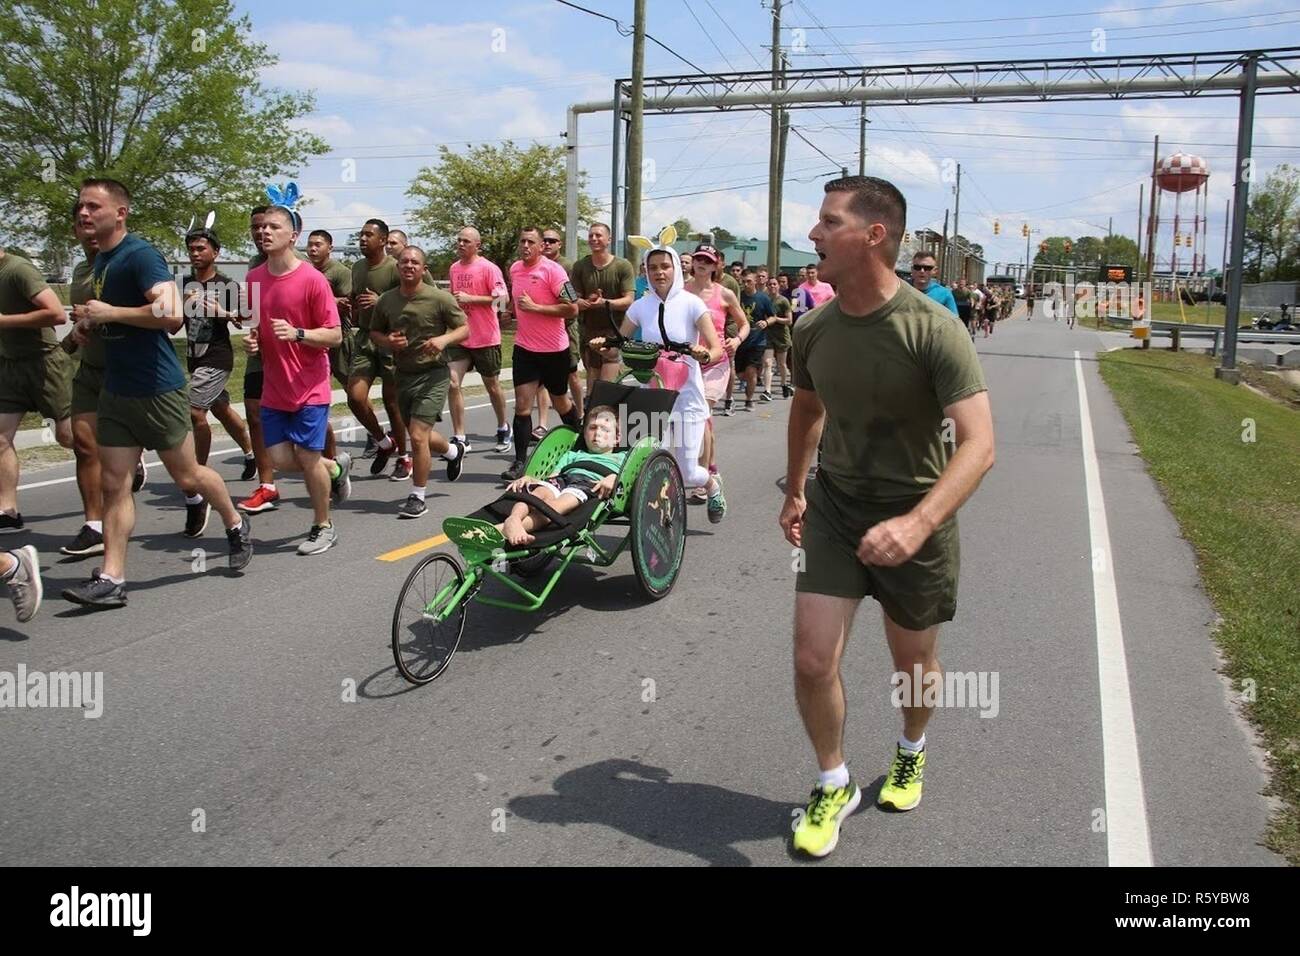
[792, 780, 861, 858]
[877, 745, 925, 811]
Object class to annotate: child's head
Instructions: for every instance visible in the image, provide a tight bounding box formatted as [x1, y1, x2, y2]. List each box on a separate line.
[584, 406, 620, 452]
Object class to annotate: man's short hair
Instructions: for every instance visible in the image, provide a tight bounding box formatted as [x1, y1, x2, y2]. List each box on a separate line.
[824, 175, 907, 260]
[364, 218, 390, 237]
[588, 222, 611, 236]
[729, 261, 743, 270]
[520, 225, 542, 238]
[389, 229, 408, 244]
[912, 251, 936, 263]
[266, 205, 297, 229]
[309, 229, 334, 245]
[398, 245, 427, 263]
[250, 205, 268, 217]
[743, 268, 758, 277]
[80, 178, 131, 208]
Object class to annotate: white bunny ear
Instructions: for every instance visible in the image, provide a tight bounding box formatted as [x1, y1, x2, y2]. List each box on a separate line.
[627, 235, 654, 251]
[204, 211, 215, 230]
[187, 216, 195, 232]
[659, 225, 678, 248]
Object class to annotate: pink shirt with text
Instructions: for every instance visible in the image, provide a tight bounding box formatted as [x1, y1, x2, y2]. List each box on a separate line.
[509, 257, 573, 353]
[449, 256, 507, 349]
[248, 261, 340, 412]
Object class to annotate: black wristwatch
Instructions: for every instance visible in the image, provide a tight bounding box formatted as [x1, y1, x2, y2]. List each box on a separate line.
[296, 328, 305, 342]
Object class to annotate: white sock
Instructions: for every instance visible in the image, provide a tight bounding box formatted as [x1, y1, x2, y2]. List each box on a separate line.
[226, 516, 244, 531]
[261, 483, 276, 493]
[86, 521, 103, 533]
[442, 442, 461, 461]
[378, 435, 395, 452]
[243, 451, 255, 460]
[899, 734, 926, 753]
[819, 763, 850, 789]
[411, 485, 427, 502]
[100, 571, 124, 585]
[454, 434, 467, 444]
[185, 494, 204, 506]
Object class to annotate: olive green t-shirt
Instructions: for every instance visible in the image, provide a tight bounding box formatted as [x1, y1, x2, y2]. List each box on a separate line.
[791, 281, 987, 504]
[317, 258, 353, 330]
[720, 273, 741, 298]
[371, 284, 467, 374]
[0, 253, 55, 359]
[70, 257, 108, 368]
[351, 256, 400, 334]
[768, 294, 793, 348]
[570, 255, 636, 337]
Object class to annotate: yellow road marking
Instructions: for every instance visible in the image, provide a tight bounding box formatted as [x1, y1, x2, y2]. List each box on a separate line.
[377, 533, 449, 562]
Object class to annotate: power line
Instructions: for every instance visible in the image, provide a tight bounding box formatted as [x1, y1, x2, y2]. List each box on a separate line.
[782, 0, 1247, 30]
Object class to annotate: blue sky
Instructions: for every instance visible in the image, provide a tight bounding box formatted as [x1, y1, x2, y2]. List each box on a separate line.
[240, 0, 1300, 271]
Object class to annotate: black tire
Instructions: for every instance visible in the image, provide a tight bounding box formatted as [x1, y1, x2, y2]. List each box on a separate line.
[628, 449, 687, 600]
[391, 553, 469, 685]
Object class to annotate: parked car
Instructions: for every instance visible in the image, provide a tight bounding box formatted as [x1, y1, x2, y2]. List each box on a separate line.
[1015, 284, 1025, 297]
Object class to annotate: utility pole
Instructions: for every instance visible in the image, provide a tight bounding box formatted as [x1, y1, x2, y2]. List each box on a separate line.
[940, 209, 950, 282]
[950, 163, 961, 285]
[1219, 53, 1260, 381]
[1024, 226, 1032, 289]
[858, 100, 867, 177]
[766, 0, 783, 278]
[776, 52, 791, 275]
[624, 0, 646, 262]
[1143, 134, 1159, 297]
[1136, 183, 1144, 274]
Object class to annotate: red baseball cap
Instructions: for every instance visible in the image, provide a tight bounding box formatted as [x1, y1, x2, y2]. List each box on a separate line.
[692, 244, 720, 263]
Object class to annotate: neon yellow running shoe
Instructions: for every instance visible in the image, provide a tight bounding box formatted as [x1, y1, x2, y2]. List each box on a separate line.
[792, 781, 861, 858]
[877, 745, 925, 811]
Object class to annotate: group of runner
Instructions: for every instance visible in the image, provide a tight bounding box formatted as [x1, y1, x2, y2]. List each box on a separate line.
[1, 174, 998, 868]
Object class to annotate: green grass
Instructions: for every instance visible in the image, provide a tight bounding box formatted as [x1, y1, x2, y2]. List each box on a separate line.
[1097, 348, 1300, 863]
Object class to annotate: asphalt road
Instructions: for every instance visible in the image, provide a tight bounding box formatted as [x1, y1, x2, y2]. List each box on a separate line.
[0, 309, 1283, 866]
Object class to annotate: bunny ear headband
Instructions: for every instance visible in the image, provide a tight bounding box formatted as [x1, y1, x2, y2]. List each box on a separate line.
[627, 224, 678, 253]
[265, 182, 303, 232]
[184, 210, 220, 248]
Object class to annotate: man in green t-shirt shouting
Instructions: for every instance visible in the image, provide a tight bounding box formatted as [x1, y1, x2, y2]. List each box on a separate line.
[783, 176, 994, 859]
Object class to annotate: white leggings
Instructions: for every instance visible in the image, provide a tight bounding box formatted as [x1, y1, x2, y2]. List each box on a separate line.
[666, 415, 711, 488]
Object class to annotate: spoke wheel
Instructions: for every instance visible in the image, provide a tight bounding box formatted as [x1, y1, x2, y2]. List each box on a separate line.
[391, 553, 469, 685]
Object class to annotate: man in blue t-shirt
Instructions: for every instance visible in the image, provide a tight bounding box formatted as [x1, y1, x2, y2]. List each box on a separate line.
[909, 251, 958, 316]
[736, 270, 774, 411]
[62, 178, 253, 610]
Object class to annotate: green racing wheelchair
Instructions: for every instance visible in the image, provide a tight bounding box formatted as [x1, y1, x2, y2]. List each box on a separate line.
[391, 327, 698, 686]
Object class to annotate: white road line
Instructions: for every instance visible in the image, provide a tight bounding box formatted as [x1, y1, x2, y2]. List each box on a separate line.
[1074, 349, 1153, 867]
[16, 401, 495, 493]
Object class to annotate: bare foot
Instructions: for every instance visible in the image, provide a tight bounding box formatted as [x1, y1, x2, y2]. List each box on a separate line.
[502, 516, 535, 547]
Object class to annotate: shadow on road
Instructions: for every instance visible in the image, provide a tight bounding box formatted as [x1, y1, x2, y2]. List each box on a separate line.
[509, 757, 791, 866]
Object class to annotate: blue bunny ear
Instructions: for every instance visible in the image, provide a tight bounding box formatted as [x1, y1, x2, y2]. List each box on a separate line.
[265, 184, 285, 206]
[283, 182, 299, 208]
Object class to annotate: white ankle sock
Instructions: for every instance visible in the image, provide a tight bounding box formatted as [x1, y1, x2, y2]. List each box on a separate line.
[442, 442, 461, 461]
[260, 483, 277, 493]
[378, 436, 395, 452]
[899, 734, 926, 753]
[411, 485, 427, 502]
[819, 763, 850, 789]
[185, 494, 204, 506]
[86, 521, 103, 533]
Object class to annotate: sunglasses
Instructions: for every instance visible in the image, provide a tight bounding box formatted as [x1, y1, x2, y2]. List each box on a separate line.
[913, 264, 936, 271]
[542, 238, 560, 244]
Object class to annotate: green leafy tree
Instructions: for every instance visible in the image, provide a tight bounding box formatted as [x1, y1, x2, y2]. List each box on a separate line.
[671, 217, 692, 237]
[0, 0, 328, 258]
[709, 225, 737, 245]
[1245, 164, 1300, 281]
[406, 141, 599, 271]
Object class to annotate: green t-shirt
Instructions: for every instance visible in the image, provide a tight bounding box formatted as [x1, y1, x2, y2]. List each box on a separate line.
[720, 273, 741, 298]
[767, 294, 793, 348]
[0, 253, 55, 359]
[791, 281, 987, 504]
[351, 256, 400, 334]
[570, 255, 636, 337]
[371, 284, 466, 374]
[69, 257, 107, 368]
[553, 447, 627, 483]
[317, 258, 353, 331]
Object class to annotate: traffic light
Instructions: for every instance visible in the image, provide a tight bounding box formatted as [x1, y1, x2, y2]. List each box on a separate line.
[904, 231, 912, 244]
[1022, 223, 1029, 237]
[1039, 240, 1048, 254]
[993, 220, 1001, 235]
[1063, 239, 1073, 255]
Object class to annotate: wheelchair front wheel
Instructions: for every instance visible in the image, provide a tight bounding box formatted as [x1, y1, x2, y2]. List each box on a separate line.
[628, 449, 687, 600]
[392, 553, 469, 685]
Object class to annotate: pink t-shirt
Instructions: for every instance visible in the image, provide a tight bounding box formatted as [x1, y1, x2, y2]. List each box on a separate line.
[248, 260, 340, 412]
[799, 280, 836, 308]
[509, 257, 574, 353]
[449, 256, 507, 349]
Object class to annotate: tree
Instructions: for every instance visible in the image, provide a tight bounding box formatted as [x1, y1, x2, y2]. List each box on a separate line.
[1245, 164, 1300, 281]
[671, 217, 692, 238]
[709, 225, 737, 245]
[406, 141, 599, 270]
[0, 0, 327, 258]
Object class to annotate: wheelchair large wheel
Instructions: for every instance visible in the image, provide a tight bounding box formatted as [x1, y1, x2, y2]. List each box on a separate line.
[392, 553, 469, 685]
[628, 449, 687, 600]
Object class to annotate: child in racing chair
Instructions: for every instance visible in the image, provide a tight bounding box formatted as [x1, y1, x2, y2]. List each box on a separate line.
[499, 405, 627, 547]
